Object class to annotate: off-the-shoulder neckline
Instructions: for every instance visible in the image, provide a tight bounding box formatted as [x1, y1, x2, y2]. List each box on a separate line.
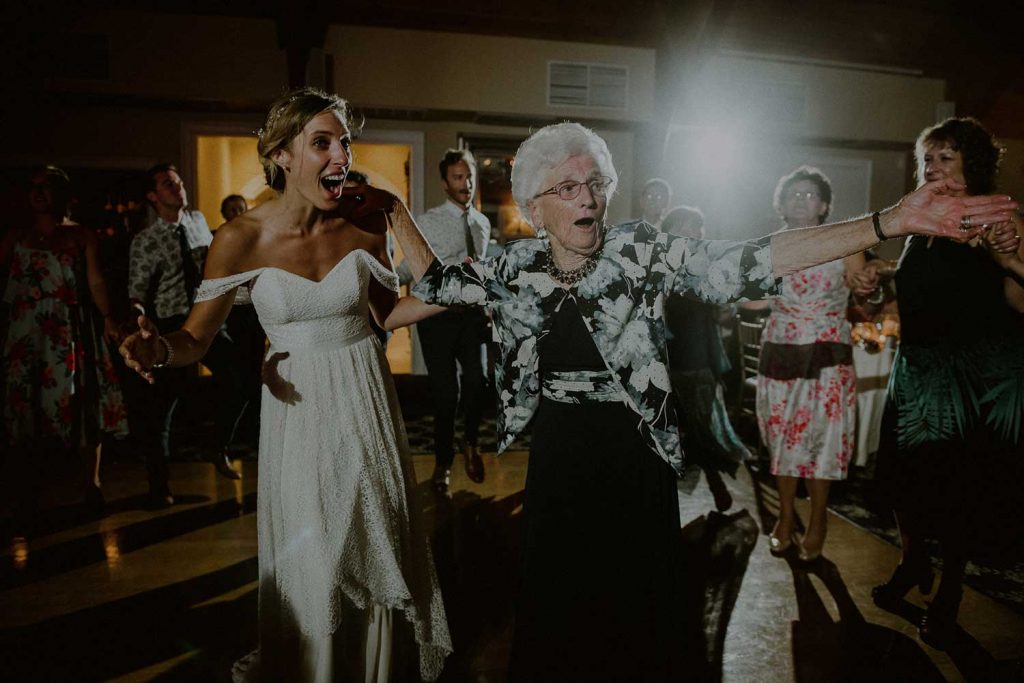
[218, 248, 391, 285]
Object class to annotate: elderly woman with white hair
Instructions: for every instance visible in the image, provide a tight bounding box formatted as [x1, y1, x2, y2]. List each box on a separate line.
[385, 122, 1017, 680]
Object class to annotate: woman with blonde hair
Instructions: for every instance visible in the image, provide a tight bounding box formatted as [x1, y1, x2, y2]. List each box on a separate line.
[121, 88, 450, 682]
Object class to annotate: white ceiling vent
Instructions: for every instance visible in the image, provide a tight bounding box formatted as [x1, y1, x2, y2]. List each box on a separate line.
[548, 61, 629, 110]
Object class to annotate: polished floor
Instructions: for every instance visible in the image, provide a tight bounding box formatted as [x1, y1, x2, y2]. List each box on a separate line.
[2, 450, 1023, 682]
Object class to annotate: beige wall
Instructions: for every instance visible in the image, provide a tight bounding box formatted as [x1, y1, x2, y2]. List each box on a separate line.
[327, 26, 657, 122]
[678, 55, 946, 143]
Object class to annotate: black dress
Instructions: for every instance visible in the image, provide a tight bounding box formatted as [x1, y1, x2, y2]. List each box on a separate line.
[508, 296, 686, 682]
[876, 237, 1024, 558]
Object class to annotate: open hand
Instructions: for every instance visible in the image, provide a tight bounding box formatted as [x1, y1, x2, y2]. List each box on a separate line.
[119, 314, 163, 384]
[262, 352, 302, 405]
[892, 178, 1018, 241]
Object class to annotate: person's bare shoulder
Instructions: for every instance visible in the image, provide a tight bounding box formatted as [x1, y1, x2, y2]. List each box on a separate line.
[206, 211, 264, 277]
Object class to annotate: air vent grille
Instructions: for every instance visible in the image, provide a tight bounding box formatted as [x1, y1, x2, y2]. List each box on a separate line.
[548, 61, 628, 110]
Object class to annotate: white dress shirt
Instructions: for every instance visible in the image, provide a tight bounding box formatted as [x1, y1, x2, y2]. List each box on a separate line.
[397, 200, 491, 285]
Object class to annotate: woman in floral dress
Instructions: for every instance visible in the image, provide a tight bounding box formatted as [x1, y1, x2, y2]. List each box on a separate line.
[755, 166, 865, 562]
[2, 166, 126, 523]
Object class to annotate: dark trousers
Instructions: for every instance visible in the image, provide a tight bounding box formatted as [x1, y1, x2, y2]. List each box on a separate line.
[417, 309, 487, 468]
[139, 315, 257, 495]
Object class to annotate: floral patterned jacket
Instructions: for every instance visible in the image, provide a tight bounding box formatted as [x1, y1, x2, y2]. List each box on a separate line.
[412, 220, 778, 474]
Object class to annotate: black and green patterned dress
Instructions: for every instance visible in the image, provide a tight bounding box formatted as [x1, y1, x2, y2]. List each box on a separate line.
[877, 236, 1024, 556]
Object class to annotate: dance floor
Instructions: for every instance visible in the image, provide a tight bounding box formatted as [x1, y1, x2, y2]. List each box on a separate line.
[2, 451, 1023, 682]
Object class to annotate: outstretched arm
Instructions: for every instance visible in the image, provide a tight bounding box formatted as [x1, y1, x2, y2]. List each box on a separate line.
[387, 200, 436, 282]
[384, 296, 446, 331]
[770, 179, 1017, 278]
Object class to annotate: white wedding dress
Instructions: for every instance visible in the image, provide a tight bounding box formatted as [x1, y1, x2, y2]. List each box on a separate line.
[195, 249, 451, 682]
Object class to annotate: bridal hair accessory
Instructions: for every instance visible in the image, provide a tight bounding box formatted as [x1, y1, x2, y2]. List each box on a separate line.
[256, 95, 301, 141]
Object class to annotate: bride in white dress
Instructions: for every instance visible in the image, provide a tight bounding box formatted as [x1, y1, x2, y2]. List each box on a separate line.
[120, 88, 451, 682]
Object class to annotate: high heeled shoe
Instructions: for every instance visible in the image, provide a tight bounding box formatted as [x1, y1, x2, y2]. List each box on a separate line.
[871, 560, 935, 610]
[918, 589, 961, 650]
[768, 530, 796, 556]
[797, 539, 823, 563]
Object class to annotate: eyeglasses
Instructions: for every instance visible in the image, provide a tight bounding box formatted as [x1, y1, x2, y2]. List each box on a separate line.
[534, 176, 613, 201]
[785, 190, 820, 201]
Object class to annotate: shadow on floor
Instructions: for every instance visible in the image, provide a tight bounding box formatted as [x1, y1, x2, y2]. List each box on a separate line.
[679, 509, 760, 682]
[0, 558, 258, 682]
[787, 554, 945, 682]
[748, 465, 1017, 681]
[430, 485, 524, 683]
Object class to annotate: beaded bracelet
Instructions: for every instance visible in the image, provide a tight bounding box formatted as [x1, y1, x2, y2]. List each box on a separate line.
[151, 336, 174, 368]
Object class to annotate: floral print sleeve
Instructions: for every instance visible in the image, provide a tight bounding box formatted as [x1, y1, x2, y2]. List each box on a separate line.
[411, 258, 495, 307]
[411, 239, 548, 309]
[411, 240, 551, 455]
[658, 233, 778, 303]
[408, 224, 778, 475]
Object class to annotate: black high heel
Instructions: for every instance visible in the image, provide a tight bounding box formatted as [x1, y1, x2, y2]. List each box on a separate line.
[871, 560, 935, 609]
[919, 588, 962, 650]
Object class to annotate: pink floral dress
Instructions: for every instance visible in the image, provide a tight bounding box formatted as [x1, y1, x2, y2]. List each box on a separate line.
[3, 243, 127, 448]
[755, 259, 855, 480]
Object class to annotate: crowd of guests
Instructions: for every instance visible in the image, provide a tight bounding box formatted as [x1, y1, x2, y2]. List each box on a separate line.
[0, 163, 264, 521]
[2, 94, 1022, 680]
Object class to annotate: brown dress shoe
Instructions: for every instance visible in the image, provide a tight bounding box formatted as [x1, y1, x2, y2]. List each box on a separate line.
[463, 445, 485, 484]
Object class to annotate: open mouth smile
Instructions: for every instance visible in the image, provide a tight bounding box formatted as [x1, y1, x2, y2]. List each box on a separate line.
[321, 173, 346, 198]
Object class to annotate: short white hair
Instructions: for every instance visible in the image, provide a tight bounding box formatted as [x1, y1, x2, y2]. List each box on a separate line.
[511, 122, 618, 226]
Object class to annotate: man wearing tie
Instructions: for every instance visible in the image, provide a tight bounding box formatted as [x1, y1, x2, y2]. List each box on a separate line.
[128, 164, 244, 508]
[398, 149, 490, 492]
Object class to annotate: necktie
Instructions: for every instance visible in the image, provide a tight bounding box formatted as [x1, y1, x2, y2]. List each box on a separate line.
[176, 224, 201, 305]
[463, 211, 478, 260]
